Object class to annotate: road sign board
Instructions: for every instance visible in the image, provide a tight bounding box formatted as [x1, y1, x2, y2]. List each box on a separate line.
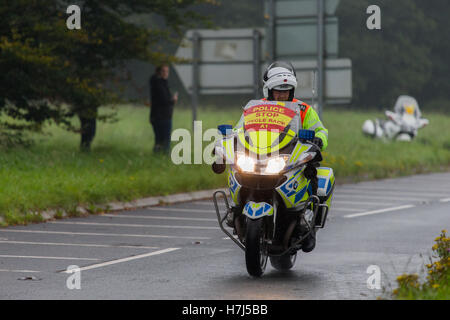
[173, 28, 351, 103]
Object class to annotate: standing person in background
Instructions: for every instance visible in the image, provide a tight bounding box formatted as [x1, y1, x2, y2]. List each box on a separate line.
[149, 64, 178, 154]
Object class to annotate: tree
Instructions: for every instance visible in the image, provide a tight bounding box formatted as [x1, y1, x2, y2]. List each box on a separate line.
[337, 0, 436, 109]
[0, 0, 213, 148]
[414, 0, 450, 109]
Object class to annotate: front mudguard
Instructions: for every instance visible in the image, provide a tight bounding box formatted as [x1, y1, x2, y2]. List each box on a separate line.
[242, 201, 274, 219]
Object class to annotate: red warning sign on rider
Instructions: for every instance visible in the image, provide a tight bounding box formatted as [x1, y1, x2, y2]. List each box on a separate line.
[244, 104, 296, 131]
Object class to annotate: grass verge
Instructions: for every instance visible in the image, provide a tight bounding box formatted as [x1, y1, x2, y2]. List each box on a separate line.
[0, 104, 449, 226]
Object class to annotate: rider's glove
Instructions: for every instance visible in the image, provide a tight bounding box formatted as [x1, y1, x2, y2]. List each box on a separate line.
[312, 137, 323, 149]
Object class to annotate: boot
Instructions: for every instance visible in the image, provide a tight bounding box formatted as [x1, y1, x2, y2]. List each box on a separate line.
[226, 206, 240, 228]
[301, 228, 316, 252]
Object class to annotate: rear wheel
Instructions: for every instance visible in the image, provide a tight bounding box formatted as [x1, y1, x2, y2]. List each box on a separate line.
[245, 218, 268, 277]
[269, 251, 297, 271]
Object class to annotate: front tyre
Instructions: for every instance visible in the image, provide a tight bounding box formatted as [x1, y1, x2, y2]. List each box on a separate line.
[245, 218, 268, 277]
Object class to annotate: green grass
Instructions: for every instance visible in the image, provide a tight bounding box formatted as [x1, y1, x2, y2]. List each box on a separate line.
[321, 109, 450, 180]
[0, 104, 449, 226]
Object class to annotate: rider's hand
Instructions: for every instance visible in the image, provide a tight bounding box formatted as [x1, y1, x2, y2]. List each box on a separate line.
[312, 137, 323, 149]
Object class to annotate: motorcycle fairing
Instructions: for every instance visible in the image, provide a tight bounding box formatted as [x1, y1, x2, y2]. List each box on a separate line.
[317, 167, 335, 209]
[228, 169, 241, 205]
[276, 167, 310, 209]
[243, 201, 274, 219]
[317, 167, 335, 197]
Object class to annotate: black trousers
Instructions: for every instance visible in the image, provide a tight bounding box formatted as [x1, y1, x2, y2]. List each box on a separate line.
[80, 117, 96, 151]
[151, 118, 172, 154]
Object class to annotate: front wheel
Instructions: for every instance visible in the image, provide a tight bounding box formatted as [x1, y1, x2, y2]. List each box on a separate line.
[245, 218, 268, 277]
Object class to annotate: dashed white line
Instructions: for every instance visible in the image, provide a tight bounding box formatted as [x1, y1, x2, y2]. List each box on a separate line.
[439, 198, 450, 203]
[336, 187, 449, 197]
[344, 204, 416, 218]
[145, 207, 214, 213]
[0, 269, 41, 273]
[48, 221, 220, 230]
[60, 248, 180, 273]
[0, 255, 99, 261]
[332, 200, 395, 206]
[0, 229, 210, 240]
[333, 194, 420, 202]
[0, 240, 158, 249]
[329, 207, 367, 212]
[101, 214, 216, 222]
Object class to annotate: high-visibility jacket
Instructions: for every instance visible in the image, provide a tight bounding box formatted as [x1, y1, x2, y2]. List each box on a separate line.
[262, 98, 329, 150]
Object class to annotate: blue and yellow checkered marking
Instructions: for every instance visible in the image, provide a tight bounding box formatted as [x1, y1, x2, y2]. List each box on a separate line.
[277, 168, 310, 208]
[243, 202, 274, 219]
[317, 167, 334, 198]
[228, 170, 241, 205]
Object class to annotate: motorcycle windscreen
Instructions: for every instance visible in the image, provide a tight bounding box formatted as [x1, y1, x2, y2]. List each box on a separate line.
[241, 103, 297, 154]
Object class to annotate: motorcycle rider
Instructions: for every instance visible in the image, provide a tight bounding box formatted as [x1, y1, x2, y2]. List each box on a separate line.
[227, 61, 328, 253]
[262, 61, 328, 151]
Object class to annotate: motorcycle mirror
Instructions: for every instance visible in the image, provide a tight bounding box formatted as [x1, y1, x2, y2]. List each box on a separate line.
[212, 162, 226, 174]
[218, 124, 233, 136]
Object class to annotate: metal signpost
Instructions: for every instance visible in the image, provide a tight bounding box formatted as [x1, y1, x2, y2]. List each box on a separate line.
[317, 0, 324, 118]
[173, 0, 351, 126]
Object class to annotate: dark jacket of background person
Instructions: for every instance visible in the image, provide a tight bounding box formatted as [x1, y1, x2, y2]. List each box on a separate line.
[149, 74, 174, 121]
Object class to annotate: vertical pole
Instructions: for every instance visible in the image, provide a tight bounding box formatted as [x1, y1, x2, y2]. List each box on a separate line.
[253, 29, 261, 99]
[317, 0, 324, 118]
[192, 31, 200, 131]
[267, 0, 275, 61]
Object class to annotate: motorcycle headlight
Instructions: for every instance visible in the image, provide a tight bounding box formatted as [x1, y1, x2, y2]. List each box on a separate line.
[236, 154, 256, 172]
[265, 157, 287, 174]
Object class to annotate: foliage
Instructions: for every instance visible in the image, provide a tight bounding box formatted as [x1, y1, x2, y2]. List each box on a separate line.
[337, 0, 436, 109]
[1, 105, 450, 226]
[392, 230, 450, 300]
[0, 0, 212, 145]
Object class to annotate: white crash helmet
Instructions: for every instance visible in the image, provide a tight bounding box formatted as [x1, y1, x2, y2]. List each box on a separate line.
[263, 61, 297, 101]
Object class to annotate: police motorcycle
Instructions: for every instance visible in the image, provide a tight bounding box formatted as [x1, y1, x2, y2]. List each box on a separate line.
[362, 95, 429, 141]
[212, 100, 334, 277]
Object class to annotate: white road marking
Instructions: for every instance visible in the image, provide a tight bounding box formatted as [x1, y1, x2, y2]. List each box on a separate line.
[60, 248, 180, 273]
[337, 187, 449, 197]
[0, 269, 41, 273]
[187, 203, 367, 213]
[146, 207, 214, 213]
[0, 240, 158, 249]
[0, 229, 210, 240]
[223, 236, 239, 240]
[329, 207, 366, 212]
[48, 221, 220, 230]
[332, 200, 394, 206]
[191, 202, 227, 207]
[440, 198, 450, 203]
[101, 214, 216, 222]
[344, 204, 416, 218]
[333, 194, 420, 202]
[0, 255, 99, 261]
